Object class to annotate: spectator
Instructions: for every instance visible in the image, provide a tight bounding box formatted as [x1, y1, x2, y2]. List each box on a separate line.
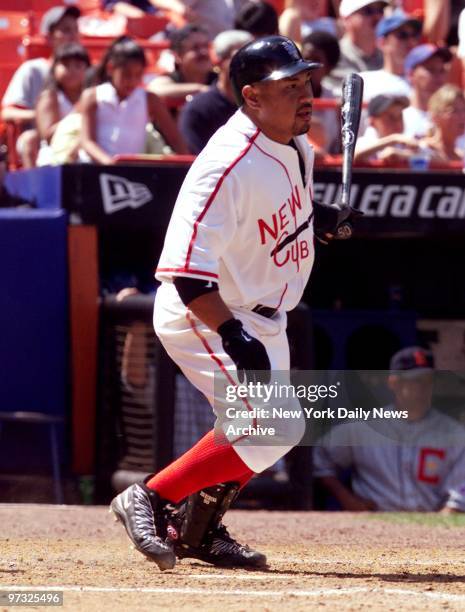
[301, 30, 341, 154]
[234, 0, 280, 38]
[355, 93, 420, 163]
[36, 43, 90, 167]
[147, 25, 216, 105]
[1, 5, 80, 168]
[279, 0, 338, 45]
[135, 0, 234, 37]
[178, 30, 253, 154]
[359, 10, 421, 102]
[313, 347, 465, 512]
[401, 0, 451, 45]
[102, 0, 160, 18]
[403, 44, 452, 139]
[420, 84, 465, 162]
[80, 38, 187, 164]
[325, 0, 388, 95]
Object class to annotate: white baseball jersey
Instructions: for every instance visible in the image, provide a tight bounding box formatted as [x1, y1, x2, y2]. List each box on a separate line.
[156, 108, 316, 313]
[313, 407, 465, 511]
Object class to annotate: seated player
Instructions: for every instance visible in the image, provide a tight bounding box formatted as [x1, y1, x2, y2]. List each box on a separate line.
[178, 29, 252, 154]
[313, 347, 465, 512]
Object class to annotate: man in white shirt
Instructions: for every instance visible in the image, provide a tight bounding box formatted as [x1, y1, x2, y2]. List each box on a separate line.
[403, 43, 452, 139]
[360, 10, 421, 102]
[1, 5, 80, 167]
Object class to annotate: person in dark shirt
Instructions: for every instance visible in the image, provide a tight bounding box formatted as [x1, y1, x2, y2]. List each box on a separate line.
[178, 29, 252, 153]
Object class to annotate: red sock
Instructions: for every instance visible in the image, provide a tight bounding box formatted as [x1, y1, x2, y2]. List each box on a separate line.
[146, 429, 254, 502]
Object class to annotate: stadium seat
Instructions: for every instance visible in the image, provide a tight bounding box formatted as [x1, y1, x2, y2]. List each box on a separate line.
[0, 11, 33, 37]
[126, 13, 169, 38]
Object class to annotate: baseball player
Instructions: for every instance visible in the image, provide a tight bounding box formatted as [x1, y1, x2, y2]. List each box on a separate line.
[111, 35, 358, 571]
[313, 347, 465, 513]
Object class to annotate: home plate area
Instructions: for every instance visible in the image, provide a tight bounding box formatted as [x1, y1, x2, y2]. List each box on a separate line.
[1, 505, 465, 611]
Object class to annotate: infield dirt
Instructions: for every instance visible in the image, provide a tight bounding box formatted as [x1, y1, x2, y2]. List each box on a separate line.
[1, 504, 465, 611]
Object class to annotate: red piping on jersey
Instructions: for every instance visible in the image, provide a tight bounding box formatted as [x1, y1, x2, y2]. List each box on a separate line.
[186, 312, 257, 428]
[252, 140, 304, 271]
[156, 267, 219, 279]
[183, 129, 261, 272]
[275, 283, 288, 310]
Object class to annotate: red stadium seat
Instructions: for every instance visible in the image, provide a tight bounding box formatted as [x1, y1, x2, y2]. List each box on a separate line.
[0, 11, 33, 37]
[126, 13, 169, 38]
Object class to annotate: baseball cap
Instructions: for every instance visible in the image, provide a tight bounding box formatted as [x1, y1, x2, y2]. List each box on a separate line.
[376, 10, 421, 38]
[404, 43, 453, 73]
[368, 93, 409, 117]
[389, 346, 435, 376]
[339, 0, 388, 18]
[40, 5, 81, 36]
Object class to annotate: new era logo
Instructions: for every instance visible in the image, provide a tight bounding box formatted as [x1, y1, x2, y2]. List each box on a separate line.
[100, 173, 152, 214]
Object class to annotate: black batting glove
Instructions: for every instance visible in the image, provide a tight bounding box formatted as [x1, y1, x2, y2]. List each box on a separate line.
[313, 200, 363, 244]
[217, 318, 271, 385]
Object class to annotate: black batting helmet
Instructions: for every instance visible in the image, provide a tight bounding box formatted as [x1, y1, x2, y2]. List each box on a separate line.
[230, 35, 322, 106]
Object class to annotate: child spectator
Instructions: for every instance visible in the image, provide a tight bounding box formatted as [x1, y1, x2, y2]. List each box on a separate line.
[147, 25, 216, 105]
[80, 38, 187, 164]
[403, 44, 452, 139]
[1, 5, 81, 168]
[36, 44, 90, 167]
[178, 29, 253, 153]
[279, 0, 338, 45]
[301, 30, 341, 154]
[233, 1, 279, 38]
[420, 84, 465, 162]
[355, 93, 420, 163]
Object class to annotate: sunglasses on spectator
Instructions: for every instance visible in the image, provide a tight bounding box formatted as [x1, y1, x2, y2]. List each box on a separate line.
[359, 5, 385, 16]
[393, 29, 421, 40]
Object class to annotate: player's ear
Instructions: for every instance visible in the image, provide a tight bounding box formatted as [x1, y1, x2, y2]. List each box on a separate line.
[242, 84, 260, 110]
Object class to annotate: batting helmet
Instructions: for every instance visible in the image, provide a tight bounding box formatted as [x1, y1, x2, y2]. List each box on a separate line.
[230, 35, 322, 106]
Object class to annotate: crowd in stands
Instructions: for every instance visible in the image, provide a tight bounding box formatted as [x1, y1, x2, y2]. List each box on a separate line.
[2, 0, 465, 169]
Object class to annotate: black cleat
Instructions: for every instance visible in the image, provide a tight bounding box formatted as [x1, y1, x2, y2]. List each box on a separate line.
[111, 482, 176, 571]
[174, 522, 268, 569]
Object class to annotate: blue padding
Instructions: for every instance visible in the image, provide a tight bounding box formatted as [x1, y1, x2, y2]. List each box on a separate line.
[0, 209, 68, 417]
[4, 166, 62, 209]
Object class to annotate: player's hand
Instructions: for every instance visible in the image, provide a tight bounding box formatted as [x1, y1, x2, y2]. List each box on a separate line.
[217, 318, 271, 385]
[342, 493, 377, 512]
[313, 200, 362, 244]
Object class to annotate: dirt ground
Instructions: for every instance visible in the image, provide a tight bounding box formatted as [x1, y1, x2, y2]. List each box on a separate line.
[1, 504, 465, 611]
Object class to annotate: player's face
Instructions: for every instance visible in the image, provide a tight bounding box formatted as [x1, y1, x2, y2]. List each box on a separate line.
[388, 373, 433, 418]
[248, 70, 314, 143]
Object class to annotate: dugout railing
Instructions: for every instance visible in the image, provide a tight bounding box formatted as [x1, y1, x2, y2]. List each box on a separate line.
[95, 293, 314, 510]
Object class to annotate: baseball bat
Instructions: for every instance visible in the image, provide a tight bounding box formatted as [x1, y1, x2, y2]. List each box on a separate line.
[336, 73, 364, 239]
